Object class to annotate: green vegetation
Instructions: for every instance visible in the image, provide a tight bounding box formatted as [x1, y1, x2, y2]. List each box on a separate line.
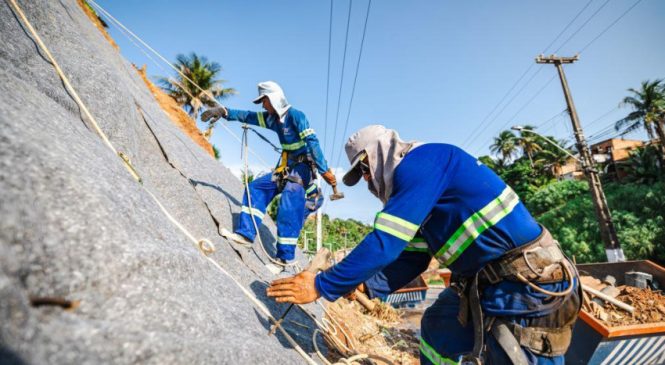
[526, 179, 665, 264]
[158, 53, 236, 118]
[479, 78, 665, 264]
[297, 214, 372, 252]
[615, 79, 665, 146]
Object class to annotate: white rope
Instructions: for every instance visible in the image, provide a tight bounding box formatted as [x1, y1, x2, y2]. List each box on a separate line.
[87, 0, 272, 171]
[7, 1, 315, 362]
[13, 2, 392, 363]
[241, 127, 299, 268]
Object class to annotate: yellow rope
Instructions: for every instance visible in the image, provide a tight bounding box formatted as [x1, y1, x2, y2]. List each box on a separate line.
[7, 1, 316, 363]
[86, 0, 272, 171]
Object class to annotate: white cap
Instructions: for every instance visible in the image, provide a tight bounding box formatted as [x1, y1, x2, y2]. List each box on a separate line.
[252, 81, 291, 117]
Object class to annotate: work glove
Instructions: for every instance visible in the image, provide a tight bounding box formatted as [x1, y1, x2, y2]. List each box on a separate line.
[322, 170, 336, 186]
[201, 106, 228, 123]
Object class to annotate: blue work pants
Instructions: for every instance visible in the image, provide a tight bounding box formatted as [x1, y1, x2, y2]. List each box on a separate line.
[420, 288, 566, 365]
[235, 163, 312, 261]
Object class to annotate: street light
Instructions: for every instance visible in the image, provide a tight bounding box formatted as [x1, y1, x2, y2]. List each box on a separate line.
[511, 125, 580, 162]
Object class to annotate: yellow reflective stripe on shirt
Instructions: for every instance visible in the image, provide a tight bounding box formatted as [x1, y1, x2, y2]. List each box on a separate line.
[306, 184, 317, 195]
[374, 212, 419, 242]
[281, 140, 306, 151]
[419, 338, 459, 365]
[404, 236, 429, 253]
[241, 206, 265, 220]
[277, 236, 298, 246]
[256, 112, 266, 128]
[435, 186, 520, 267]
[299, 128, 315, 139]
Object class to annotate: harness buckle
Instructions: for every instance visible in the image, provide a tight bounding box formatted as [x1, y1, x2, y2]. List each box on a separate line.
[480, 264, 502, 285]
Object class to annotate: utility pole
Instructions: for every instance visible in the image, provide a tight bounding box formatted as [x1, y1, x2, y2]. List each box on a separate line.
[316, 209, 323, 252]
[536, 54, 624, 262]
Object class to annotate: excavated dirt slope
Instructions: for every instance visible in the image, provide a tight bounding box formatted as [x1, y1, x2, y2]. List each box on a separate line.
[0, 1, 321, 363]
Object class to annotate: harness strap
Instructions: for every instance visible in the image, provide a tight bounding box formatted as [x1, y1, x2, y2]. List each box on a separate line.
[498, 320, 574, 357]
[490, 320, 529, 365]
[460, 275, 484, 365]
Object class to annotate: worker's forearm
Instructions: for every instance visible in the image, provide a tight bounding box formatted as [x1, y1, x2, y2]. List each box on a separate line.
[315, 231, 404, 301]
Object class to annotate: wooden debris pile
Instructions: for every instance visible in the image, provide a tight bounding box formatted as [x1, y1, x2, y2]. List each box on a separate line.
[581, 275, 665, 327]
[324, 298, 420, 365]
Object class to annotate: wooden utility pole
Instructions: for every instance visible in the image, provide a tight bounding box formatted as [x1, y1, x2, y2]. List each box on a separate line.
[536, 54, 624, 262]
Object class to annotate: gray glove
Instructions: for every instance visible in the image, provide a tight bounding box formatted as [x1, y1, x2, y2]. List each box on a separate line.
[201, 106, 228, 122]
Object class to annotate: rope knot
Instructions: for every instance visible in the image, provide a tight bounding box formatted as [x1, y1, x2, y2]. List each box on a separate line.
[197, 239, 215, 256]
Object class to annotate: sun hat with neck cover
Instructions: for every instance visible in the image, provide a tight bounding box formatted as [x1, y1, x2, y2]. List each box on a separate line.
[252, 81, 291, 118]
[342, 125, 422, 204]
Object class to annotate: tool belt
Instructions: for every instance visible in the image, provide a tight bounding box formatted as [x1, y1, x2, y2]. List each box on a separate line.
[454, 227, 579, 364]
[479, 227, 573, 286]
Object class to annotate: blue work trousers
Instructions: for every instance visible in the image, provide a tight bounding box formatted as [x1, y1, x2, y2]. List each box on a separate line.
[235, 163, 312, 261]
[420, 289, 565, 365]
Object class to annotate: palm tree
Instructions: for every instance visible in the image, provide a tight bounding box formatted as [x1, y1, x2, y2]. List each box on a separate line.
[615, 79, 665, 146]
[490, 130, 518, 162]
[516, 125, 542, 167]
[537, 137, 574, 177]
[159, 53, 236, 119]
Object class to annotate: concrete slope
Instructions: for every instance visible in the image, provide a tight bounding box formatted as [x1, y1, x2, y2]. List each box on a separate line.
[0, 1, 319, 364]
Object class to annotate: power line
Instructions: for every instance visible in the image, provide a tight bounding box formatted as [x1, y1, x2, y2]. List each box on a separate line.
[584, 106, 620, 130]
[328, 0, 354, 159]
[553, 0, 611, 53]
[543, 0, 595, 54]
[322, 0, 334, 153]
[332, 0, 372, 171]
[579, 0, 644, 53]
[464, 67, 545, 147]
[460, 0, 597, 149]
[459, 64, 535, 148]
[536, 108, 568, 129]
[471, 0, 641, 155]
[473, 74, 557, 156]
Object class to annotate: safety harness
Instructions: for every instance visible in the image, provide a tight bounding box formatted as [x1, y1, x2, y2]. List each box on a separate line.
[449, 227, 581, 365]
[268, 145, 323, 214]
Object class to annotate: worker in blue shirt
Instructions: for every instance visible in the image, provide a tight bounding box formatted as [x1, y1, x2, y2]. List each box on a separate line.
[268, 125, 580, 365]
[201, 81, 337, 264]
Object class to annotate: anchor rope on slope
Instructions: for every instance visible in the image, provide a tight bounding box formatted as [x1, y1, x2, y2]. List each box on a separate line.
[6, 1, 318, 363]
[10, 1, 394, 363]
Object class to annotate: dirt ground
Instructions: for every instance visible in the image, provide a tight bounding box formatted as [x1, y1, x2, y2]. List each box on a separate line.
[581, 275, 665, 327]
[134, 66, 215, 157]
[324, 298, 420, 365]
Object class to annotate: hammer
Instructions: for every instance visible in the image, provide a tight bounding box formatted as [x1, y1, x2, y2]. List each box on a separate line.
[329, 185, 345, 201]
[268, 248, 333, 335]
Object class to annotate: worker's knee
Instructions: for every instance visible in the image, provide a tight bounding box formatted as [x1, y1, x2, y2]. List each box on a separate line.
[420, 289, 474, 364]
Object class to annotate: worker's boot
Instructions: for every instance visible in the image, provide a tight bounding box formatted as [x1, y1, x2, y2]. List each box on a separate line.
[265, 258, 291, 275]
[220, 228, 253, 248]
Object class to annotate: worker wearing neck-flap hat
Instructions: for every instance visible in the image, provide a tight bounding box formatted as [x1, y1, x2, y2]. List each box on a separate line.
[268, 125, 581, 365]
[201, 81, 337, 268]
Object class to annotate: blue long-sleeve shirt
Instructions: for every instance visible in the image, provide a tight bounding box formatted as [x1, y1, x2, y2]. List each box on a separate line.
[314, 144, 565, 317]
[226, 107, 329, 173]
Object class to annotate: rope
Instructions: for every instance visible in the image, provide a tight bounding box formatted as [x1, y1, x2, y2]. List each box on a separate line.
[249, 127, 282, 153]
[13, 2, 401, 363]
[241, 126, 298, 268]
[86, 0, 272, 171]
[7, 1, 317, 362]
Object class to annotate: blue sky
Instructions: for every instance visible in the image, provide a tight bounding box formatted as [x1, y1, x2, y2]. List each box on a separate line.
[95, 0, 664, 223]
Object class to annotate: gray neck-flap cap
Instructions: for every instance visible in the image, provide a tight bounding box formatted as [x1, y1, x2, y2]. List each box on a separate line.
[342, 125, 422, 204]
[252, 81, 291, 118]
